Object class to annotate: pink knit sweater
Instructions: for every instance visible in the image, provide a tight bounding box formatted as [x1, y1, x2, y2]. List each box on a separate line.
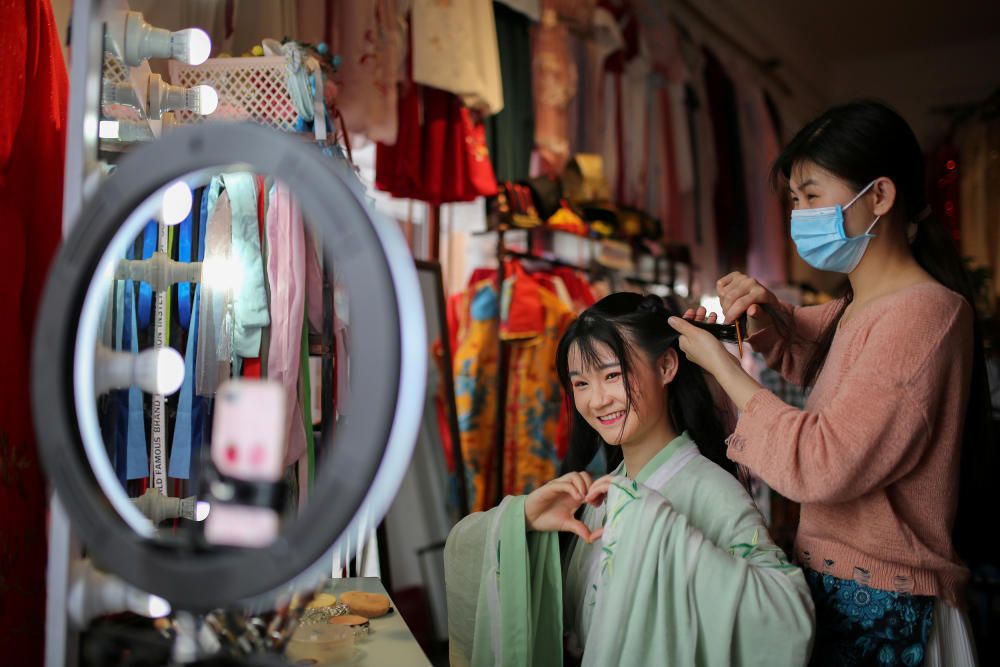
[727, 282, 973, 606]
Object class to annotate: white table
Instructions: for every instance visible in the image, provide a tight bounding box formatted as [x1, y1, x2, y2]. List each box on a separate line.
[288, 577, 433, 666]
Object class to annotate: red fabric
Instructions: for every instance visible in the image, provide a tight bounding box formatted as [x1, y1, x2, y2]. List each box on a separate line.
[500, 262, 545, 339]
[459, 107, 498, 199]
[0, 0, 68, 662]
[551, 267, 597, 308]
[444, 291, 466, 375]
[422, 87, 450, 204]
[375, 82, 423, 199]
[467, 267, 497, 288]
[376, 85, 498, 205]
[433, 340, 455, 472]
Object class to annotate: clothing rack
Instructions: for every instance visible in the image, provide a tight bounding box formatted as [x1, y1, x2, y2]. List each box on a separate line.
[494, 227, 510, 504]
[503, 248, 589, 273]
[490, 225, 592, 506]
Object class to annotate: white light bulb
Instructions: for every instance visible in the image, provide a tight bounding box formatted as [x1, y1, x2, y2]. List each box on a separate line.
[146, 595, 171, 618]
[161, 181, 193, 225]
[201, 256, 244, 294]
[195, 501, 211, 521]
[184, 28, 212, 65]
[154, 348, 185, 395]
[194, 85, 218, 116]
[99, 120, 120, 139]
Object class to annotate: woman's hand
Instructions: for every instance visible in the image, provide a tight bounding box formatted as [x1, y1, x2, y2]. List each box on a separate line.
[716, 272, 779, 334]
[667, 316, 743, 379]
[680, 305, 719, 324]
[668, 315, 762, 411]
[524, 472, 604, 543]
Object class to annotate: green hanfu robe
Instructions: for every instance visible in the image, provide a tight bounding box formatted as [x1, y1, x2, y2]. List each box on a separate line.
[445, 432, 815, 666]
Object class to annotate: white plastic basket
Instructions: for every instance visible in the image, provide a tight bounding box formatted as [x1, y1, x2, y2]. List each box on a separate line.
[168, 56, 300, 131]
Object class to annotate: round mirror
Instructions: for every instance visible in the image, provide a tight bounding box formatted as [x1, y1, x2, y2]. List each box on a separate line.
[33, 123, 426, 611]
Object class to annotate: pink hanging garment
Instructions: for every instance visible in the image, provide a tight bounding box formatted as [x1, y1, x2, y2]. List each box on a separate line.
[264, 182, 308, 469]
[329, 0, 406, 143]
[532, 5, 577, 176]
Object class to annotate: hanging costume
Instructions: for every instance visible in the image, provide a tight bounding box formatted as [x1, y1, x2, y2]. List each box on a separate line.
[531, 3, 577, 177]
[0, 0, 67, 660]
[450, 264, 575, 512]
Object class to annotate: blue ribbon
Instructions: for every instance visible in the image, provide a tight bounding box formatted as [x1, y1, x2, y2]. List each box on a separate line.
[109, 276, 128, 486]
[137, 220, 157, 330]
[168, 287, 200, 479]
[168, 189, 211, 481]
[177, 207, 193, 329]
[124, 261, 150, 480]
[198, 186, 209, 260]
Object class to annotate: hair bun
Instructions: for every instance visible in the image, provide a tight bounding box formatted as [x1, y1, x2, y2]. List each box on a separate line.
[637, 294, 667, 315]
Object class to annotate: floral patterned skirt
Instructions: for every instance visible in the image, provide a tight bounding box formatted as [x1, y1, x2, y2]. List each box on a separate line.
[805, 568, 935, 666]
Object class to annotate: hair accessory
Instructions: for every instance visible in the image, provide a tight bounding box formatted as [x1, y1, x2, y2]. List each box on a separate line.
[916, 205, 932, 222]
[637, 294, 666, 315]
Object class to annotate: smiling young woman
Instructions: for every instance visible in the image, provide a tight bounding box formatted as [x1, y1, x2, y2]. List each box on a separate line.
[444, 293, 815, 666]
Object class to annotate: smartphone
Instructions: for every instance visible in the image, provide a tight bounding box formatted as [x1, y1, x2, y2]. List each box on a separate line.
[204, 379, 286, 547]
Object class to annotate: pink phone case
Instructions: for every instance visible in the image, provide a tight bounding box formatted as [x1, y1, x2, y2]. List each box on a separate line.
[204, 379, 286, 548]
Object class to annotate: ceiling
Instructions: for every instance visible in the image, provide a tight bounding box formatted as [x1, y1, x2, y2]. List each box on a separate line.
[679, 0, 1000, 141]
[711, 0, 1000, 59]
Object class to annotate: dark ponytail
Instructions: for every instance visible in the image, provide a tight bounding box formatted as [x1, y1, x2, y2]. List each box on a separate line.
[556, 293, 735, 480]
[772, 99, 993, 564]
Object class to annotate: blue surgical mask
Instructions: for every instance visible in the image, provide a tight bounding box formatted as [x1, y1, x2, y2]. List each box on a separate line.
[790, 180, 881, 273]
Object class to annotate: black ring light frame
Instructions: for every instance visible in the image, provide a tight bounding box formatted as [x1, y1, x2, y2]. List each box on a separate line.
[33, 123, 406, 611]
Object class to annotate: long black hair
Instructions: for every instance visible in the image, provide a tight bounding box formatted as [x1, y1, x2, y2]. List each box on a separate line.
[772, 99, 993, 564]
[556, 292, 736, 480]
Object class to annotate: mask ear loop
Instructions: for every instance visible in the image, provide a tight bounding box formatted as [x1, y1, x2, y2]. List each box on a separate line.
[845, 180, 881, 236]
[863, 215, 882, 235]
[844, 179, 877, 209]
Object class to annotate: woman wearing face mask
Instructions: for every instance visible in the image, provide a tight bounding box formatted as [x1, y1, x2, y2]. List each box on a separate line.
[445, 293, 814, 666]
[668, 100, 987, 666]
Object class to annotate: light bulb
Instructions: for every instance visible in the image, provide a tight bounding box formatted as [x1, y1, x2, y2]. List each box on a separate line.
[194, 85, 218, 116]
[119, 13, 214, 67]
[201, 256, 245, 294]
[175, 28, 212, 66]
[146, 595, 171, 618]
[161, 181, 193, 226]
[154, 348, 185, 395]
[99, 120, 120, 139]
[195, 501, 211, 521]
[95, 346, 184, 395]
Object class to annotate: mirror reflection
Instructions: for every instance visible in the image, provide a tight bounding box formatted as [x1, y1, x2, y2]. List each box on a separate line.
[90, 170, 347, 545]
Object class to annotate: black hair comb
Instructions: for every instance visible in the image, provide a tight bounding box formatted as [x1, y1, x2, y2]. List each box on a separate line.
[681, 315, 747, 357]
